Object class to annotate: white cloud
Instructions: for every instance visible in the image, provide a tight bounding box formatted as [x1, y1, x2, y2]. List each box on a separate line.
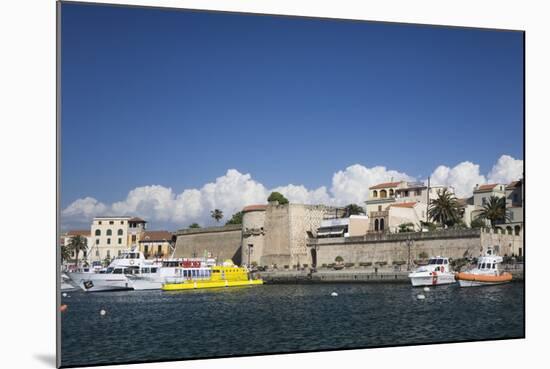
[430, 161, 486, 198]
[61, 197, 108, 223]
[62, 155, 523, 229]
[331, 164, 414, 205]
[487, 155, 523, 184]
[272, 184, 332, 205]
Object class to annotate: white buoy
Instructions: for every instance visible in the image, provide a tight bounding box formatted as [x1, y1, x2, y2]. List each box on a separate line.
[100, 309, 106, 316]
[423, 287, 430, 292]
[331, 292, 338, 297]
[417, 294, 426, 300]
[62, 293, 67, 297]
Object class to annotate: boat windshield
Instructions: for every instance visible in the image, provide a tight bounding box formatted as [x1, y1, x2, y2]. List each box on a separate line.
[428, 258, 445, 265]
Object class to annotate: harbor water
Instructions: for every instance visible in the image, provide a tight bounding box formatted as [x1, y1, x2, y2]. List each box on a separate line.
[61, 283, 524, 367]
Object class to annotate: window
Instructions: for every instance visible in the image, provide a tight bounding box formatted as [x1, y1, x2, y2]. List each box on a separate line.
[374, 219, 379, 231]
[96, 239, 99, 245]
[372, 190, 378, 198]
[144, 245, 149, 254]
[117, 229, 123, 236]
[98, 221, 102, 225]
[120, 220, 124, 224]
[109, 221, 114, 225]
[416, 190, 421, 196]
[482, 197, 487, 205]
[380, 218, 385, 231]
[107, 250, 110, 258]
[106, 229, 112, 236]
[107, 238, 111, 245]
[389, 189, 394, 197]
[132, 235, 136, 242]
[95, 229, 101, 236]
[158, 245, 162, 254]
[404, 190, 409, 197]
[83, 251, 87, 258]
[380, 190, 387, 198]
[118, 238, 122, 244]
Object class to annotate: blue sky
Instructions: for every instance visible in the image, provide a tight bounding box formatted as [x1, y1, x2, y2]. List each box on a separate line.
[60, 3, 523, 229]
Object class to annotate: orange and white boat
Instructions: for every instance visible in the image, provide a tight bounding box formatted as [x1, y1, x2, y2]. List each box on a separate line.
[455, 248, 512, 287]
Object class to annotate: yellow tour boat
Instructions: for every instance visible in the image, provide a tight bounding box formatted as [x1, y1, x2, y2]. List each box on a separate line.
[162, 260, 263, 291]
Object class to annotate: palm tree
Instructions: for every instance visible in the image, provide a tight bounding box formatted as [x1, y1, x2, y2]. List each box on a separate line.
[68, 235, 88, 267]
[343, 204, 365, 217]
[475, 195, 510, 228]
[211, 209, 223, 223]
[428, 188, 460, 227]
[60, 245, 72, 263]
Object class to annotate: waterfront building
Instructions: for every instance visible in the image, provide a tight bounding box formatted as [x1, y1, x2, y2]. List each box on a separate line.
[315, 213, 370, 238]
[365, 181, 449, 232]
[138, 230, 175, 259]
[90, 216, 147, 262]
[472, 183, 506, 207]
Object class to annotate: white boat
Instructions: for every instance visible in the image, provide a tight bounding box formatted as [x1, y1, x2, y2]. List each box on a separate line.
[456, 248, 512, 287]
[60, 273, 79, 292]
[68, 249, 152, 292]
[126, 258, 216, 290]
[408, 256, 455, 287]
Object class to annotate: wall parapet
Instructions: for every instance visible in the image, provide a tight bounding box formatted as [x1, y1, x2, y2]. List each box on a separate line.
[309, 228, 482, 246]
[175, 224, 242, 236]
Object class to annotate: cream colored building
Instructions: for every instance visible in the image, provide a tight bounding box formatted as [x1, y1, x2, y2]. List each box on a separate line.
[472, 183, 506, 208]
[365, 181, 449, 232]
[90, 216, 147, 262]
[138, 230, 174, 259]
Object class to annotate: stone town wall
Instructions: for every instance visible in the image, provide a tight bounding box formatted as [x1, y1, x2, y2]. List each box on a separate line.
[174, 224, 242, 264]
[289, 204, 333, 267]
[309, 229, 523, 267]
[242, 210, 266, 265]
[260, 204, 291, 266]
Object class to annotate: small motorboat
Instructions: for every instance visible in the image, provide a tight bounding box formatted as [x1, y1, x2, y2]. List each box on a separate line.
[455, 248, 512, 287]
[408, 256, 455, 287]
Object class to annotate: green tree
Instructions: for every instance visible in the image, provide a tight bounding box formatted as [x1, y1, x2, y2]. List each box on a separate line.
[469, 217, 486, 229]
[210, 209, 224, 223]
[67, 235, 88, 267]
[475, 195, 510, 228]
[428, 188, 461, 227]
[226, 211, 244, 225]
[267, 191, 289, 205]
[398, 222, 414, 233]
[188, 223, 201, 229]
[343, 204, 365, 217]
[60, 244, 72, 263]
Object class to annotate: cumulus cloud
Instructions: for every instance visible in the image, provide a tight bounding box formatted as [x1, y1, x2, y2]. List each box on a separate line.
[430, 161, 486, 198]
[331, 164, 414, 205]
[61, 197, 108, 223]
[62, 155, 523, 229]
[487, 155, 523, 184]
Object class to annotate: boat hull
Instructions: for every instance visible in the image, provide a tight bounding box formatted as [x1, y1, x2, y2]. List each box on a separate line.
[456, 272, 512, 287]
[127, 276, 163, 290]
[162, 279, 263, 291]
[68, 272, 132, 292]
[408, 272, 455, 287]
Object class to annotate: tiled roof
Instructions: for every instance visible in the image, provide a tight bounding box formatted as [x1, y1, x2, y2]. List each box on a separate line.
[369, 181, 403, 190]
[129, 217, 147, 223]
[506, 180, 522, 189]
[139, 230, 172, 242]
[243, 204, 268, 212]
[475, 184, 498, 192]
[389, 202, 418, 208]
[66, 230, 91, 237]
